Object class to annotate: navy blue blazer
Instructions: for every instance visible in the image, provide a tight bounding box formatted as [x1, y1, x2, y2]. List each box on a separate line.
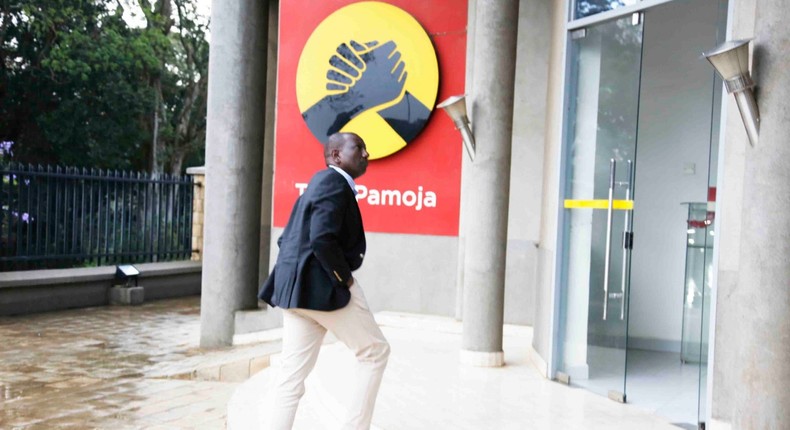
[258, 168, 366, 311]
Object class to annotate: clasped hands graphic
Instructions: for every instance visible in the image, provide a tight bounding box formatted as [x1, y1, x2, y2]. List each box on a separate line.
[325, 40, 408, 112]
[301, 40, 409, 143]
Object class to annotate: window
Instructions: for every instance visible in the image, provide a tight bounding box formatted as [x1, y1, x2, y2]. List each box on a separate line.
[574, 0, 638, 20]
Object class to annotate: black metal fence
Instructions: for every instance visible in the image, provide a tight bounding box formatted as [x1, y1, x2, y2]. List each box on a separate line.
[0, 164, 193, 271]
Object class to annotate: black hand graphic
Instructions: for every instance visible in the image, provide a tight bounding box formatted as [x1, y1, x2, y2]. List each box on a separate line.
[378, 91, 433, 144]
[343, 40, 407, 112]
[302, 40, 408, 143]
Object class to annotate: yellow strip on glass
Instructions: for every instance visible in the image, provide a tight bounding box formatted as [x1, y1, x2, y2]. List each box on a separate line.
[564, 199, 634, 210]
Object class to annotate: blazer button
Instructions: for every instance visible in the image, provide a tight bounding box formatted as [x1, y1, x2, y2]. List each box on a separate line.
[360, 253, 364, 259]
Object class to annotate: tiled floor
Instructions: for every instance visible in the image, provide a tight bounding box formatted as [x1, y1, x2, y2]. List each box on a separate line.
[571, 346, 705, 427]
[229, 313, 681, 430]
[625, 350, 706, 426]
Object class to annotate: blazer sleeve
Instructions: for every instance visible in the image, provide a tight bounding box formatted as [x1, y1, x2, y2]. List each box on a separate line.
[309, 177, 353, 286]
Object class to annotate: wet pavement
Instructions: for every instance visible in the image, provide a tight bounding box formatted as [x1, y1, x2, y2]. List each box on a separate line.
[1, 298, 686, 429]
[0, 297, 278, 429]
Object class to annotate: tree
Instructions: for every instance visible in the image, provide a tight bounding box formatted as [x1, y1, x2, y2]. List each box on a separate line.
[1, 0, 159, 169]
[135, 0, 208, 174]
[0, 0, 209, 174]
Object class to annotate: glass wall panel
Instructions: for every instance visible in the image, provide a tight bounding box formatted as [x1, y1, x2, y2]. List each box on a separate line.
[681, 203, 713, 365]
[557, 15, 644, 398]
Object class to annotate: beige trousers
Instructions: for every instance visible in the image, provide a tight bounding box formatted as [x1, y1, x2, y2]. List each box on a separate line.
[268, 279, 390, 429]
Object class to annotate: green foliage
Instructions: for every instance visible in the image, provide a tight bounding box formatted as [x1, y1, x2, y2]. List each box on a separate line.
[0, 0, 208, 173]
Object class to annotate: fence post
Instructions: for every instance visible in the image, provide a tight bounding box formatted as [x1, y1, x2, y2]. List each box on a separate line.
[186, 166, 205, 261]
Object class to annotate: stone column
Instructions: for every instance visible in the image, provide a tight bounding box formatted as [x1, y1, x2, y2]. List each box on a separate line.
[200, 0, 268, 348]
[186, 166, 205, 261]
[725, 1, 790, 427]
[460, 0, 519, 367]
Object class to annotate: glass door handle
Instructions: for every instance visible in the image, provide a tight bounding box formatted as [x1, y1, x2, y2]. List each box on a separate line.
[603, 159, 616, 320]
[619, 160, 634, 320]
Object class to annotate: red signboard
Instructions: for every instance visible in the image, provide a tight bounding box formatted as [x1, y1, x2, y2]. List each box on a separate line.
[274, 0, 467, 236]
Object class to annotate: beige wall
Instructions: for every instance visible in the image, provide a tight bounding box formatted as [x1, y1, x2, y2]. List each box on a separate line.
[502, 0, 552, 326]
[530, 0, 568, 373]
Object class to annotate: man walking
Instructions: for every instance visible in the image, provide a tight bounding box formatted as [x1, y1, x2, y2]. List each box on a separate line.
[259, 132, 390, 429]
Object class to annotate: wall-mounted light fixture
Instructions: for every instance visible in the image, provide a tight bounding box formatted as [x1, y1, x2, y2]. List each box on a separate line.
[703, 39, 759, 147]
[116, 264, 140, 287]
[437, 95, 476, 161]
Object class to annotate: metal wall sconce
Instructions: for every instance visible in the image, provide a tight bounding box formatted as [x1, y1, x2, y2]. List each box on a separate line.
[703, 39, 760, 147]
[438, 95, 476, 161]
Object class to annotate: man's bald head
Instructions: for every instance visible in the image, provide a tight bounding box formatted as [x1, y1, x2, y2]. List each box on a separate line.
[324, 133, 354, 163]
[324, 132, 369, 179]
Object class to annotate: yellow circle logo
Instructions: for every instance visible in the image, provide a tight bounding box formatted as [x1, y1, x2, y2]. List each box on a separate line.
[296, 2, 439, 160]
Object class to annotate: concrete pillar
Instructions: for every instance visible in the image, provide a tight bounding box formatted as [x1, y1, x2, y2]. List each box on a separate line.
[200, 0, 268, 348]
[724, 1, 790, 427]
[460, 0, 519, 367]
[186, 166, 205, 261]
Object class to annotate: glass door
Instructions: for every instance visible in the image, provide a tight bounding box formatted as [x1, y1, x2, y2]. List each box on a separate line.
[681, 202, 714, 425]
[556, 13, 644, 401]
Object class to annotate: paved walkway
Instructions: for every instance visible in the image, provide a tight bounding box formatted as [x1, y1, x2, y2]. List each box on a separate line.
[0, 297, 279, 429]
[1, 297, 680, 429]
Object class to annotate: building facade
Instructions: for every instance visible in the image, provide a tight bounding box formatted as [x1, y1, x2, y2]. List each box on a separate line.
[200, 0, 789, 428]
